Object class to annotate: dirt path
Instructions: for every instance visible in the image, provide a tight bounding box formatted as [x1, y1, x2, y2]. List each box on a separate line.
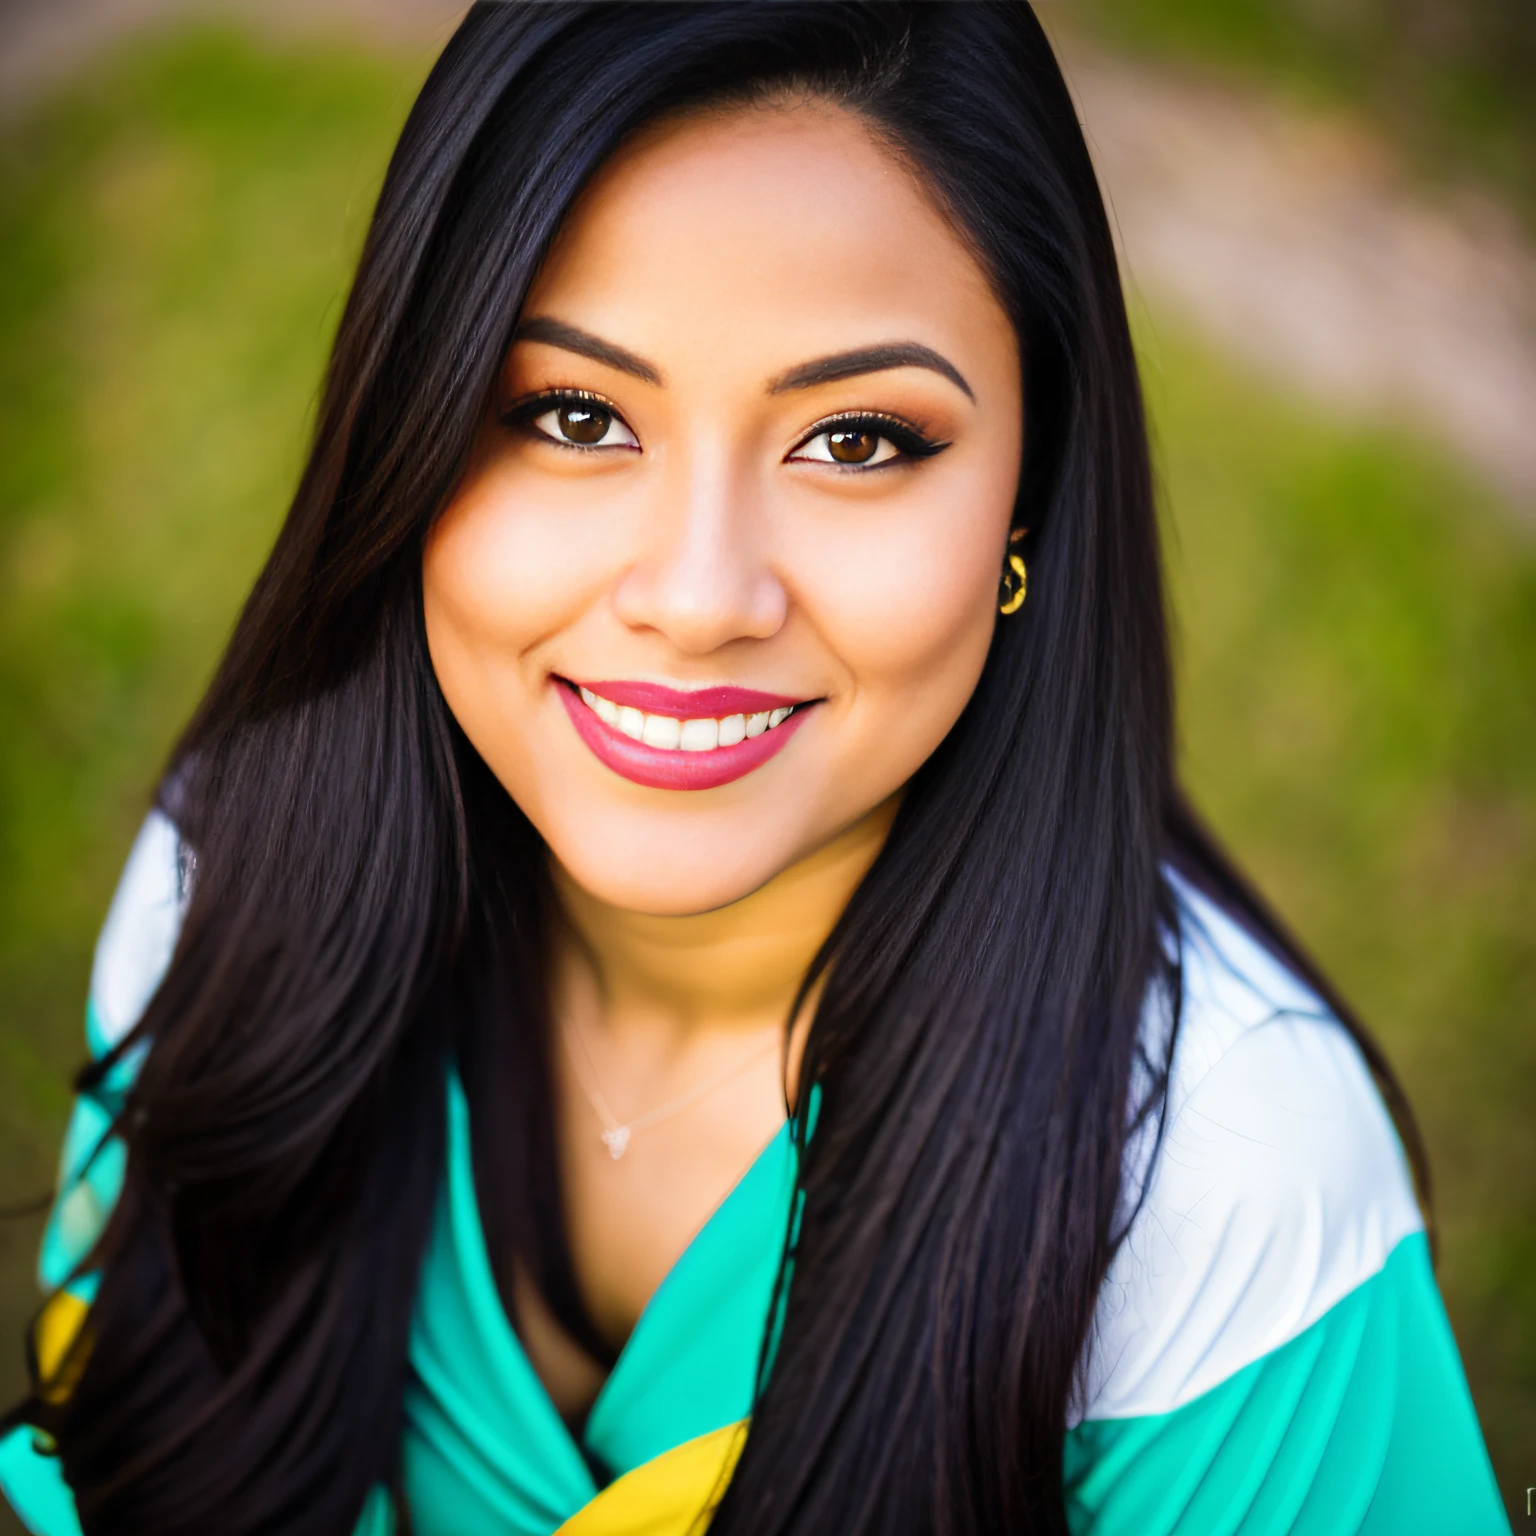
[5, 0, 1534, 515]
[1060, 42, 1536, 515]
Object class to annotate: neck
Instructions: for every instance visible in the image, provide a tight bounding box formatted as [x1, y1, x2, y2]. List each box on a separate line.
[549, 795, 899, 1051]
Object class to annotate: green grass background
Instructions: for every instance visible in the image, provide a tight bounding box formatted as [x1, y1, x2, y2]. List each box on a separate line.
[1, 25, 1531, 1526]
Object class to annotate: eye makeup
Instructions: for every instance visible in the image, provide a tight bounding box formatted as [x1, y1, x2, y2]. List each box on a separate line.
[499, 387, 638, 450]
[498, 389, 951, 470]
[786, 410, 950, 469]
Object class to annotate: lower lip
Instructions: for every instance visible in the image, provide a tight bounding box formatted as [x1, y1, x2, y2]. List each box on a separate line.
[556, 682, 814, 791]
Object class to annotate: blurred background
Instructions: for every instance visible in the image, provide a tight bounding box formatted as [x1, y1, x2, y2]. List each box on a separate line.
[1, 0, 1531, 1525]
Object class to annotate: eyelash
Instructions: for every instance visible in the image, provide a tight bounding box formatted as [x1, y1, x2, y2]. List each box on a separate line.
[787, 411, 948, 469]
[499, 388, 626, 444]
[499, 390, 949, 468]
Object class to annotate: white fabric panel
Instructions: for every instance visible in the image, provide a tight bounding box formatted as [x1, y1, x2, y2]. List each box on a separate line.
[87, 809, 188, 1050]
[1076, 881, 1424, 1424]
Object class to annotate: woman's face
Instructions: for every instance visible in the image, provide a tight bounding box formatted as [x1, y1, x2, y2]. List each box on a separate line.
[424, 100, 1022, 915]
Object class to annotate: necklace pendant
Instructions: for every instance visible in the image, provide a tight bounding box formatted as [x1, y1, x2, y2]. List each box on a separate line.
[601, 1126, 631, 1160]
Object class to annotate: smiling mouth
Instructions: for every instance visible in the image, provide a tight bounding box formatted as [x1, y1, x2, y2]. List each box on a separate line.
[555, 676, 819, 791]
[572, 684, 805, 752]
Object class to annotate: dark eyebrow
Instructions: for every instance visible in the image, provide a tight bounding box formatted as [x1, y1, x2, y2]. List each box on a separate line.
[512, 316, 663, 385]
[767, 343, 974, 402]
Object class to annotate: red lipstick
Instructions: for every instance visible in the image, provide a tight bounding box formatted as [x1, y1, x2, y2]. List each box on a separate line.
[555, 678, 815, 792]
[567, 679, 802, 719]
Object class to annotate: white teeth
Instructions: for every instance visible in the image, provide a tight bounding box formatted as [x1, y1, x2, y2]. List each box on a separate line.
[580, 686, 622, 727]
[642, 713, 682, 749]
[578, 688, 802, 752]
[679, 718, 719, 752]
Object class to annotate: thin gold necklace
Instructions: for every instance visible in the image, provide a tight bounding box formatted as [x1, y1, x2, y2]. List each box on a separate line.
[561, 1014, 780, 1160]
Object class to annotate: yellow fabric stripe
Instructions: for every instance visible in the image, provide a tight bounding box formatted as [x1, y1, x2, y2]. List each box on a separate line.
[34, 1291, 91, 1405]
[555, 1421, 748, 1536]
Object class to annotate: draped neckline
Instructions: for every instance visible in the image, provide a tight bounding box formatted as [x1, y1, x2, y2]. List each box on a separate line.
[398, 1068, 799, 1531]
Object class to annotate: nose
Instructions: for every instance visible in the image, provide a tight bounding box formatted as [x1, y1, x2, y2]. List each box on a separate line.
[611, 448, 788, 654]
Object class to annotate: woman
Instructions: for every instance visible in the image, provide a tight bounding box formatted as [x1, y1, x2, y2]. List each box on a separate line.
[0, 4, 1509, 1533]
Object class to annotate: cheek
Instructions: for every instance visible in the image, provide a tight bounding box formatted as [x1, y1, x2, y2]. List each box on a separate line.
[421, 467, 604, 774]
[794, 468, 1013, 760]
[425, 472, 582, 654]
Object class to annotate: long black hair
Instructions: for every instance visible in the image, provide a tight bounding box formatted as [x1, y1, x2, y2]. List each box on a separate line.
[10, 5, 1427, 1532]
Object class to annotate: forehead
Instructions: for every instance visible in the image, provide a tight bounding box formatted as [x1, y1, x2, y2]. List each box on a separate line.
[521, 99, 1012, 380]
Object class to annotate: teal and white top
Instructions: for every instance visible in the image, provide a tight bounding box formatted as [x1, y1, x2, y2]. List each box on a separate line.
[0, 811, 1512, 1534]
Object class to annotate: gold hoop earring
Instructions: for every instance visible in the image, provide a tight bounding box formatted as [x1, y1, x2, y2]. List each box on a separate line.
[998, 527, 1028, 615]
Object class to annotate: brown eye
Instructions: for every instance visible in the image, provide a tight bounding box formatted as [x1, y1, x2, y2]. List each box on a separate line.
[787, 415, 940, 469]
[520, 395, 639, 450]
[558, 402, 612, 444]
[827, 428, 878, 464]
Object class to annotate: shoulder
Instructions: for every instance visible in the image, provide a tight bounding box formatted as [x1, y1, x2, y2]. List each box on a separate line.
[87, 805, 191, 1056]
[1076, 873, 1424, 1424]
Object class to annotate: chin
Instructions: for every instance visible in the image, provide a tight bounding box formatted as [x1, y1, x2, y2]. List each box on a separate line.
[550, 823, 798, 916]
